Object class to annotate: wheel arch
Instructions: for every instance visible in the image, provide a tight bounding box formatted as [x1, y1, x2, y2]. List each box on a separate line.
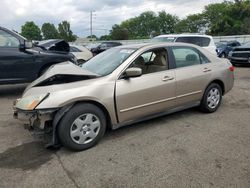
[207, 79, 225, 95]
[55, 100, 112, 130]
[49, 99, 113, 148]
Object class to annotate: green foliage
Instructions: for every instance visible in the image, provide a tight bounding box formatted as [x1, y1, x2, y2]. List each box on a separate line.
[110, 11, 179, 40]
[58, 21, 77, 42]
[110, 24, 129, 40]
[21, 21, 42, 40]
[158, 11, 179, 34]
[174, 14, 207, 33]
[107, 0, 250, 39]
[203, 0, 250, 35]
[99, 35, 112, 41]
[41, 23, 59, 39]
[87, 35, 98, 39]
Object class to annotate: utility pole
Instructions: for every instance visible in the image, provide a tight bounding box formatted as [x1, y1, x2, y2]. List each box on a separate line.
[90, 11, 93, 41]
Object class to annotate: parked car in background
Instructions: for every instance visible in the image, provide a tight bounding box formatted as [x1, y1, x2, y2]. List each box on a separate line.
[228, 42, 250, 66]
[14, 42, 234, 151]
[215, 41, 241, 58]
[152, 34, 217, 55]
[0, 27, 77, 85]
[70, 45, 93, 64]
[85, 43, 100, 50]
[91, 41, 122, 55]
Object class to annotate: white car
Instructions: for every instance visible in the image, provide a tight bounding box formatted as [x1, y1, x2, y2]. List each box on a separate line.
[70, 45, 93, 64]
[152, 34, 216, 55]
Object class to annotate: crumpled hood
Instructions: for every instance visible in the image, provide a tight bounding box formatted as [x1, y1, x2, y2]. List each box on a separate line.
[25, 61, 99, 91]
[37, 39, 70, 52]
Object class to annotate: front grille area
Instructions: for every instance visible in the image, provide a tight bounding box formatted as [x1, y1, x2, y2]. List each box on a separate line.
[232, 52, 249, 58]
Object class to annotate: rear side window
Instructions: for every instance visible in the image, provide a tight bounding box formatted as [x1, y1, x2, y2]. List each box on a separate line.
[172, 46, 210, 68]
[175, 37, 210, 47]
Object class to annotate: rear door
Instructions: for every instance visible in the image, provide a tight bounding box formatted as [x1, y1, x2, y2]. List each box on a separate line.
[0, 29, 35, 83]
[170, 46, 213, 106]
[115, 47, 176, 123]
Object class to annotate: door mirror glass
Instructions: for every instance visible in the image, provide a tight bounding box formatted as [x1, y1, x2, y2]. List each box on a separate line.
[24, 41, 33, 49]
[125, 67, 142, 78]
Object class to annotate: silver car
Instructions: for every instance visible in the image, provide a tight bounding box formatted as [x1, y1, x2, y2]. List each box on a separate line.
[14, 43, 234, 151]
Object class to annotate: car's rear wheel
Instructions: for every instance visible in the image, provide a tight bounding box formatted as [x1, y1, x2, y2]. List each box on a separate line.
[58, 103, 106, 151]
[200, 83, 222, 113]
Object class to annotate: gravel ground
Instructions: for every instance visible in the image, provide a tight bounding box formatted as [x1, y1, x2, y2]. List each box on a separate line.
[0, 67, 249, 188]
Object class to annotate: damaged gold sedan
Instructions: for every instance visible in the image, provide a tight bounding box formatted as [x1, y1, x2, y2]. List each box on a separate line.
[14, 43, 234, 151]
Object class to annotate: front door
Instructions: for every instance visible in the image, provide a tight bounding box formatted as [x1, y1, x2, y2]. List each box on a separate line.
[0, 29, 34, 83]
[115, 48, 176, 123]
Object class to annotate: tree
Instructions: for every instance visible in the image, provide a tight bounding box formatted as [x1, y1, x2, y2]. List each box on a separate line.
[21, 21, 42, 40]
[157, 11, 179, 34]
[175, 14, 207, 33]
[41, 23, 59, 39]
[58, 21, 77, 42]
[110, 24, 129, 40]
[87, 35, 98, 40]
[203, 0, 250, 35]
[99, 35, 111, 40]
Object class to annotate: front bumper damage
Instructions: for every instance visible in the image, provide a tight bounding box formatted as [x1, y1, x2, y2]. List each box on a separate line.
[13, 109, 56, 130]
[13, 100, 74, 149]
[13, 100, 60, 148]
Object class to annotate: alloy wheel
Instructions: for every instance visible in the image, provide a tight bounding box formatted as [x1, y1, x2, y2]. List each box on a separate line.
[207, 88, 220, 109]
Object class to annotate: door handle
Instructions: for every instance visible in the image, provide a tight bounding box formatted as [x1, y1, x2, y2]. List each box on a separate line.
[203, 68, 212, 72]
[162, 76, 174, 81]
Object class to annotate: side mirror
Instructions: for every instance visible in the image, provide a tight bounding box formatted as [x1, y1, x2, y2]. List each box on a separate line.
[124, 67, 142, 78]
[24, 41, 33, 49]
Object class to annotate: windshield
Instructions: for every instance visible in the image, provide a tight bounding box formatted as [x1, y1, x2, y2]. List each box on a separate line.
[151, 37, 176, 42]
[216, 42, 226, 48]
[81, 48, 135, 76]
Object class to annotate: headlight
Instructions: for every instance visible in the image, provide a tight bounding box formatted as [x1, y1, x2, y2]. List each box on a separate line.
[15, 93, 49, 110]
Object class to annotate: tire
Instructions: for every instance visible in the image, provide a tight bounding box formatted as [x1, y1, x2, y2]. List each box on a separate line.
[58, 103, 106, 151]
[200, 83, 222, 113]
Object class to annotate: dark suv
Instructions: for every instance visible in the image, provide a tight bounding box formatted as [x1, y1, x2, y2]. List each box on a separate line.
[0, 27, 76, 85]
[91, 42, 122, 55]
[215, 40, 241, 58]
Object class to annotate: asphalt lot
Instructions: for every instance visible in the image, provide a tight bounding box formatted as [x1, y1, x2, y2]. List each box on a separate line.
[0, 67, 250, 188]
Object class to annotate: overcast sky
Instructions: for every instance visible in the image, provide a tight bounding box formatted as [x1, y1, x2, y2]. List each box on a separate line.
[1, 0, 225, 37]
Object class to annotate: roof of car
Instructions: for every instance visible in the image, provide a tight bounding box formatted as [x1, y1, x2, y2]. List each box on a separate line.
[115, 42, 200, 50]
[155, 33, 213, 38]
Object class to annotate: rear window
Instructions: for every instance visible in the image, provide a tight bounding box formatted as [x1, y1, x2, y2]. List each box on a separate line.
[175, 37, 210, 47]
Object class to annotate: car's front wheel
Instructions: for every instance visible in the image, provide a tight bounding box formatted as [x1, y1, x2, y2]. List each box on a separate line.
[58, 103, 106, 151]
[200, 83, 222, 113]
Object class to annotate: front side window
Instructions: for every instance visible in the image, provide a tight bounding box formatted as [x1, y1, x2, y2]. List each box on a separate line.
[130, 48, 168, 74]
[82, 48, 135, 76]
[175, 37, 210, 47]
[0, 30, 19, 47]
[172, 47, 209, 68]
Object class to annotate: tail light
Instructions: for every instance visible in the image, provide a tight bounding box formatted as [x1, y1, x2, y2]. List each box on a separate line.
[229, 66, 235, 71]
